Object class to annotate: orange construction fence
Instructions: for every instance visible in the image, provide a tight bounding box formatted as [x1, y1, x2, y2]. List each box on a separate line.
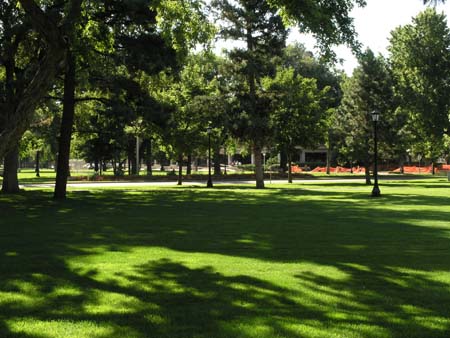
[393, 164, 450, 174]
[289, 164, 450, 174]
[311, 166, 366, 173]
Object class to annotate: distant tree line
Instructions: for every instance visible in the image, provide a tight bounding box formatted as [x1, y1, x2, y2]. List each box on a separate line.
[1, 0, 448, 198]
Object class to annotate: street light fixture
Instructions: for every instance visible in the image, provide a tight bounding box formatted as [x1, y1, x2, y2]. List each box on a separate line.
[371, 110, 381, 197]
[206, 126, 213, 188]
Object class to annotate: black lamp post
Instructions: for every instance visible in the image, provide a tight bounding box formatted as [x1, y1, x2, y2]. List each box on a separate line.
[206, 126, 213, 188]
[371, 110, 381, 197]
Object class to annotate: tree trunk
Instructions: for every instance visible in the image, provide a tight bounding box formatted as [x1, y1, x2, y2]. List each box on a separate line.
[146, 138, 153, 176]
[253, 144, 265, 189]
[288, 155, 293, 184]
[399, 158, 404, 174]
[35, 150, 40, 177]
[187, 153, 192, 175]
[1, 144, 20, 193]
[0, 1, 67, 159]
[326, 147, 331, 175]
[54, 50, 76, 200]
[365, 165, 372, 185]
[280, 150, 287, 173]
[129, 146, 137, 175]
[431, 162, 435, 175]
[177, 154, 183, 185]
[194, 157, 199, 172]
[213, 148, 221, 176]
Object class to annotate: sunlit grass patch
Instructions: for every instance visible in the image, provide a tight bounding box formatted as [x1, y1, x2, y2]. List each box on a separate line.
[1, 179, 450, 337]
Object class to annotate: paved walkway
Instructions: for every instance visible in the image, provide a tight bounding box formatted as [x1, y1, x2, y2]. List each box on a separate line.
[22, 179, 359, 189]
[21, 174, 436, 189]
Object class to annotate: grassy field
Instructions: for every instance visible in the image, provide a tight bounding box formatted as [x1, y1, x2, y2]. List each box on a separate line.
[0, 179, 450, 338]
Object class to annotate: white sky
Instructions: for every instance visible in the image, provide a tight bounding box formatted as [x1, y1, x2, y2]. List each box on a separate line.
[287, 0, 450, 74]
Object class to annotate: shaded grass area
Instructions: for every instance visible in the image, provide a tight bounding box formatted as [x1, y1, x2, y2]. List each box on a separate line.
[0, 180, 450, 337]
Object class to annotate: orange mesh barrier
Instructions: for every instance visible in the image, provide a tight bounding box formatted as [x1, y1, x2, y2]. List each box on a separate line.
[311, 166, 365, 173]
[291, 165, 303, 173]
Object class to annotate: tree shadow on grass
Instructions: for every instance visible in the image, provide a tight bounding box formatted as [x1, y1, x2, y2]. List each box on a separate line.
[1, 185, 450, 337]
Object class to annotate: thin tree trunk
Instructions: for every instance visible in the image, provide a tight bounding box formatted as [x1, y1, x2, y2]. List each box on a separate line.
[112, 160, 117, 176]
[177, 154, 183, 185]
[326, 147, 331, 175]
[1, 144, 20, 193]
[146, 138, 153, 176]
[365, 165, 371, 185]
[54, 50, 76, 200]
[253, 144, 265, 189]
[399, 158, 404, 174]
[213, 148, 221, 176]
[432, 162, 435, 175]
[187, 153, 192, 175]
[288, 155, 293, 183]
[194, 157, 199, 172]
[280, 150, 287, 173]
[35, 150, 40, 177]
[129, 146, 137, 175]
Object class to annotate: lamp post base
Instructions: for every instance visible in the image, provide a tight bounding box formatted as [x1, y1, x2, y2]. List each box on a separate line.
[371, 185, 381, 197]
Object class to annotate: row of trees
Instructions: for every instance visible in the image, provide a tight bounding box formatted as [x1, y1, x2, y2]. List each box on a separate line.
[1, 1, 449, 198]
[1, 0, 366, 198]
[336, 8, 450, 184]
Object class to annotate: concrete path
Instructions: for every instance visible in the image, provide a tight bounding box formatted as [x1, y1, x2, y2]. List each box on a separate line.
[21, 174, 434, 190]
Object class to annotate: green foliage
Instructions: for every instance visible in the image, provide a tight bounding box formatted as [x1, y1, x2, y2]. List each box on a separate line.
[156, 0, 216, 58]
[335, 49, 395, 166]
[149, 52, 229, 164]
[268, 0, 366, 59]
[389, 8, 450, 159]
[212, 0, 288, 148]
[263, 67, 330, 158]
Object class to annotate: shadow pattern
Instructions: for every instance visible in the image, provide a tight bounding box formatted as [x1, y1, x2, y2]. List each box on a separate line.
[0, 181, 450, 337]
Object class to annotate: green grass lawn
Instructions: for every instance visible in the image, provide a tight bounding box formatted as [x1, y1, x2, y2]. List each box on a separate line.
[1, 180, 450, 338]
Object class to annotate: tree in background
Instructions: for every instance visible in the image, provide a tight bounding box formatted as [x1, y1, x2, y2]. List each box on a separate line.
[212, 0, 288, 189]
[281, 43, 343, 173]
[263, 67, 330, 183]
[151, 52, 224, 185]
[335, 49, 395, 184]
[389, 8, 450, 173]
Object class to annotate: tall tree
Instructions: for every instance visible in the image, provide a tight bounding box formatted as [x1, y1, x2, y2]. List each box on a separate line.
[336, 49, 395, 184]
[0, 1, 29, 192]
[389, 8, 450, 172]
[52, 0, 213, 199]
[281, 43, 343, 173]
[0, 0, 79, 159]
[212, 0, 288, 188]
[263, 67, 330, 183]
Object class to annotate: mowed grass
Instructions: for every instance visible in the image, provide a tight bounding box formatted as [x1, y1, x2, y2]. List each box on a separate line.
[0, 180, 450, 338]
